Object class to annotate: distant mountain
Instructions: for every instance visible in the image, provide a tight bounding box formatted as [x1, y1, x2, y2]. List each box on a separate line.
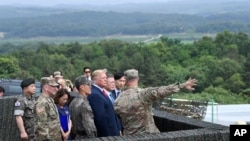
[77, 0, 250, 15]
[1, 0, 250, 38]
[0, 10, 250, 38]
[1, 0, 250, 18]
[0, 6, 78, 18]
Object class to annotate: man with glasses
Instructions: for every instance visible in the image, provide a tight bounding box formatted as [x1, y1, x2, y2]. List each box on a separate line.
[83, 67, 91, 80]
[34, 77, 61, 141]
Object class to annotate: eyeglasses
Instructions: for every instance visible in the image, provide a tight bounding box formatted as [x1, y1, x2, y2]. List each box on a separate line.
[85, 71, 91, 73]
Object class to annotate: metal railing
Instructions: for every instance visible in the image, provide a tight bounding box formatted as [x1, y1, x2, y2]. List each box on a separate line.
[155, 97, 209, 120]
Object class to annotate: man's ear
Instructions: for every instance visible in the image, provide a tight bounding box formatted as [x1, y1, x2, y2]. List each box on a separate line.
[80, 85, 84, 89]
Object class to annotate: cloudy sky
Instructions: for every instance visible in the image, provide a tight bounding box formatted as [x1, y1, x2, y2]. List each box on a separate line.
[0, 0, 170, 6]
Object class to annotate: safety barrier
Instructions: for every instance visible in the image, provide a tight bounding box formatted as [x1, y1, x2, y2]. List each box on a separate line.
[0, 96, 229, 141]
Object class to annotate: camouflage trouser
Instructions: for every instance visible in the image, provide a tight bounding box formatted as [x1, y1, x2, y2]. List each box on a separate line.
[28, 134, 35, 141]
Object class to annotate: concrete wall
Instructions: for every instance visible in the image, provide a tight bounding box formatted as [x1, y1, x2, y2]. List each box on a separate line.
[0, 96, 229, 141]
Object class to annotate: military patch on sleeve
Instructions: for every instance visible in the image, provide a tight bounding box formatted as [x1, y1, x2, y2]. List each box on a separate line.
[14, 101, 21, 107]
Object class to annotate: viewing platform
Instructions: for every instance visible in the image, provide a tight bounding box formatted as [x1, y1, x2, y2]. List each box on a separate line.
[0, 96, 229, 141]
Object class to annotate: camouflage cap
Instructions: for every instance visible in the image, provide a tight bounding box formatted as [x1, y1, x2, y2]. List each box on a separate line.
[53, 71, 63, 78]
[41, 77, 59, 87]
[124, 69, 138, 81]
[74, 75, 91, 89]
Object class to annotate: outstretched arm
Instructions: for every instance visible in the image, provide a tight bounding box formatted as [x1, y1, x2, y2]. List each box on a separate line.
[180, 78, 197, 90]
[141, 78, 197, 103]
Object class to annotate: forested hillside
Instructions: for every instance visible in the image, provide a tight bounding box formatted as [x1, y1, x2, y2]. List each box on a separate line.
[1, 1, 250, 38]
[89, 0, 250, 15]
[1, 31, 250, 103]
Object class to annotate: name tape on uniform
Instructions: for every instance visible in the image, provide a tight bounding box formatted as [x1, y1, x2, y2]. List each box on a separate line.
[230, 125, 250, 141]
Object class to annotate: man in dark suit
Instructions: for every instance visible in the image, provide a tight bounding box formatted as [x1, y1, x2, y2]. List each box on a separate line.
[87, 69, 121, 137]
[111, 72, 125, 100]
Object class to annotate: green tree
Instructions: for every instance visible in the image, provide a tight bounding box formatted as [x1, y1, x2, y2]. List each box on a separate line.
[164, 64, 189, 84]
[213, 58, 242, 80]
[0, 57, 20, 78]
[193, 36, 216, 56]
[215, 30, 236, 58]
[235, 32, 250, 57]
[225, 73, 245, 94]
[160, 36, 181, 47]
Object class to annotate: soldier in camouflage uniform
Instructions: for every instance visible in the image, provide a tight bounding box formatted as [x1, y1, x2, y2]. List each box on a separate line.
[69, 75, 97, 139]
[14, 78, 37, 140]
[34, 77, 61, 141]
[114, 69, 197, 135]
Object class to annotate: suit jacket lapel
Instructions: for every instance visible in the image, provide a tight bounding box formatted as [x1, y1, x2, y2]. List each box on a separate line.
[111, 90, 116, 99]
[92, 85, 110, 101]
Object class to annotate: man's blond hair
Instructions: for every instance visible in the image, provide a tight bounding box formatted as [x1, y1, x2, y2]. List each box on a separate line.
[91, 69, 107, 82]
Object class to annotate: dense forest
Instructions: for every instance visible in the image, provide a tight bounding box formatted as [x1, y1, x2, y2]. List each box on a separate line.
[1, 30, 250, 104]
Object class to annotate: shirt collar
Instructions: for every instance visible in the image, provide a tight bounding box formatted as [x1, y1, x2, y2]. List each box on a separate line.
[115, 89, 121, 93]
[92, 83, 103, 91]
[23, 93, 35, 100]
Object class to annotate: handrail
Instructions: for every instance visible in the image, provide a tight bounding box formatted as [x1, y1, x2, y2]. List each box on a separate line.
[159, 98, 209, 120]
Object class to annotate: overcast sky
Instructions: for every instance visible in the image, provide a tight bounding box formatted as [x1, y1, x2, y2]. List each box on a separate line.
[0, 0, 170, 6]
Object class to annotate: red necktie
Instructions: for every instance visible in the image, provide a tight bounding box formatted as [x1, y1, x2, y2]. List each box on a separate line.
[102, 89, 108, 97]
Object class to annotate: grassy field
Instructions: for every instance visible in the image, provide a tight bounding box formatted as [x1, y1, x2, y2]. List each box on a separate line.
[0, 33, 216, 45]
